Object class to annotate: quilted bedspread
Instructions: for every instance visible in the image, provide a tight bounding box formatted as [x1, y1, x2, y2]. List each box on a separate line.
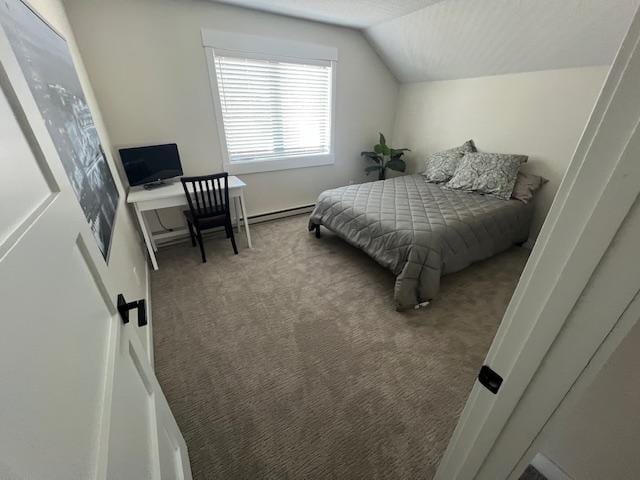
[309, 175, 533, 309]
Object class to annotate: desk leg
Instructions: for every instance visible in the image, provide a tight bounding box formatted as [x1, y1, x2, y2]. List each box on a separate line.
[234, 197, 241, 232]
[134, 203, 159, 270]
[239, 191, 253, 249]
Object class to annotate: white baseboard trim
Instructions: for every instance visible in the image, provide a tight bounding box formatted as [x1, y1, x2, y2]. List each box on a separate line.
[249, 203, 315, 224]
[530, 453, 573, 480]
[154, 203, 315, 248]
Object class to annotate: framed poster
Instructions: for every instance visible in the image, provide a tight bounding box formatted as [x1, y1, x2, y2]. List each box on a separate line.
[0, 0, 119, 260]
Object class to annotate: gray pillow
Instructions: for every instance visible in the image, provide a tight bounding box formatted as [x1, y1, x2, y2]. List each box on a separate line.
[445, 152, 528, 199]
[422, 140, 476, 183]
[511, 171, 548, 203]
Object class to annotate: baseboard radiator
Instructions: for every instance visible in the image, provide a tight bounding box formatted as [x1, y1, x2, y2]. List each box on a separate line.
[154, 203, 315, 247]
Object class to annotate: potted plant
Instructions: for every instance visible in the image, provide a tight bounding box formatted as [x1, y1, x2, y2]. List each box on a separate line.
[361, 133, 410, 181]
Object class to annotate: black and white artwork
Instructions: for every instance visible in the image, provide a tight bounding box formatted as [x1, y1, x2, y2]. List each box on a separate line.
[0, 0, 119, 260]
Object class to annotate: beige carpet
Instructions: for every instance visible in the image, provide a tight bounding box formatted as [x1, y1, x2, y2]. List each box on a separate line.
[151, 215, 529, 480]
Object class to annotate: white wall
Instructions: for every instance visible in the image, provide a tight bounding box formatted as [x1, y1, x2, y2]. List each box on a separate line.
[536, 309, 640, 480]
[26, 0, 149, 349]
[392, 66, 608, 241]
[63, 0, 398, 229]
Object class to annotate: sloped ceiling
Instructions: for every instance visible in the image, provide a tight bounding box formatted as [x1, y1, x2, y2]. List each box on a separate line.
[212, 0, 640, 82]
[367, 0, 640, 82]
[211, 0, 446, 29]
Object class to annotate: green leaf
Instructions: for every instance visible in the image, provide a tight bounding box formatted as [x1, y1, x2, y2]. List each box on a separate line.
[385, 158, 406, 172]
[379, 132, 387, 146]
[361, 151, 379, 158]
[374, 144, 390, 155]
[362, 152, 382, 164]
[390, 148, 411, 156]
[365, 165, 383, 175]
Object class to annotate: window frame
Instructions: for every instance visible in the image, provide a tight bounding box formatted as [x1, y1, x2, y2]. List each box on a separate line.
[203, 30, 338, 175]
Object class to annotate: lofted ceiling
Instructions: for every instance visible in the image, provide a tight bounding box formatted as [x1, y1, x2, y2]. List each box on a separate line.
[211, 0, 446, 29]
[211, 0, 640, 82]
[367, 0, 640, 82]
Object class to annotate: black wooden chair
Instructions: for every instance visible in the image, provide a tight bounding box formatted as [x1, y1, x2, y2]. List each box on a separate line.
[181, 172, 238, 263]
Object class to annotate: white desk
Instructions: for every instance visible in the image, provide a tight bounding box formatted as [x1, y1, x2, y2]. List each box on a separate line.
[127, 176, 252, 270]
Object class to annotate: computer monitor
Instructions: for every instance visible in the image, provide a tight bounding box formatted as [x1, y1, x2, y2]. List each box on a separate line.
[119, 143, 183, 188]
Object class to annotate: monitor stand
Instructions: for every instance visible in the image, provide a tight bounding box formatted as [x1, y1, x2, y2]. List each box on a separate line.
[143, 180, 168, 190]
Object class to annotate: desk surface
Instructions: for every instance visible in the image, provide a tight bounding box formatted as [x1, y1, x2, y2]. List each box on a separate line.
[127, 176, 246, 204]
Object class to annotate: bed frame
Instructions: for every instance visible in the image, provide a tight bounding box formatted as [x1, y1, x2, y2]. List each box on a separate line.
[309, 222, 321, 238]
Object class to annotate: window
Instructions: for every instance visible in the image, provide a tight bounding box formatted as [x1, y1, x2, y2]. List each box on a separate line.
[215, 54, 332, 164]
[203, 30, 337, 174]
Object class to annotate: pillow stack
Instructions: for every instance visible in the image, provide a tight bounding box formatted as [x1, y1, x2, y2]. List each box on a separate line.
[445, 152, 527, 199]
[422, 140, 476, 183]
[421, 141, 546, 202]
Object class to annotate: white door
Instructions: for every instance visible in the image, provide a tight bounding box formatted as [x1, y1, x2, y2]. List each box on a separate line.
[0, 15, 190, 480]
[435, 6, 640, 480]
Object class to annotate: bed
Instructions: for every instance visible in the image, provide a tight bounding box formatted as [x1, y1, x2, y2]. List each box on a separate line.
[308, 175, 533, 309]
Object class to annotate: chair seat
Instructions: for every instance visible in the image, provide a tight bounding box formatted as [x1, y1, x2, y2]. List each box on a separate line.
[183, 209, 227, 230]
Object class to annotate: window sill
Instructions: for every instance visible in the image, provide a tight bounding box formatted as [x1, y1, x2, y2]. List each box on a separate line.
[225, 154, 334, 175]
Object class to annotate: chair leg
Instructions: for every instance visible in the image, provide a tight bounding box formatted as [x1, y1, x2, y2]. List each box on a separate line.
[224, 223, 231, 239]
[196, 228, 206, 263]
[228, 219, 238, 255]
[187, 221, 196, 247]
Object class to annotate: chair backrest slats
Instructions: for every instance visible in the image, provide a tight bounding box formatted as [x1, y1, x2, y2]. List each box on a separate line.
[193, 181, 201, 212]
[215, 178, 223, 209]
[213, 178, 220, 211]
[181, 172, 230, 221]
[213, 179, 218, 208]
[206, 180, 214, 212]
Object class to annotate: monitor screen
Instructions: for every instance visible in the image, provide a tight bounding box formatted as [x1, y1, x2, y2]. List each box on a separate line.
[119, 143, 183, 186]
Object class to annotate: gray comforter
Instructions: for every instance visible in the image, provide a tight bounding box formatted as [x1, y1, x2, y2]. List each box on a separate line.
[309, 175, 532, 309]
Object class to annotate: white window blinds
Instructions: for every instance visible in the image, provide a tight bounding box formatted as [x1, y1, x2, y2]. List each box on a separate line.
[213, 53, 333, 163]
